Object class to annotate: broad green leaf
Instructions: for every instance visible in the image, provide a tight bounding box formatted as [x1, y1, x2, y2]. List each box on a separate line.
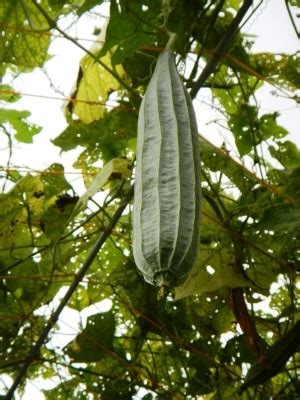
[98, 0, 160, 65]
[68, 286, 91, 311]
[122, 51, 156, 89]
[250, 52, 300, 90]
[14, 165, 76, 242]
[0, 109, 41, 143]
[269, 141, 300, 168]
[200, 136, 257, 193]
[65, 311, 115, 362]
[212, 304, 235, 334]
[288, 0, 300, 6]
[282, 167, 300, 204]
[5, 260, 54, 311]
[246, 252, 280, 291]
[259, 113, 288, 140]
[257, 203, 300, 233]
[269, 167, 300, 206]
[228, 104, 258, 156]
[175, 247, 252, 300]
[40, 163, 72, 199]
[53, 106, 137, 163]
[0, 0, 51, 72]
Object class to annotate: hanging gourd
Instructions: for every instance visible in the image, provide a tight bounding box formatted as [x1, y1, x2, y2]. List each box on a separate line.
[133, 46, 201, 288]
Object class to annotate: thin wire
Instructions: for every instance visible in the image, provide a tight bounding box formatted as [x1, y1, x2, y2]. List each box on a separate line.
[0, 88, 113, 106]
[0, 166, 97, 175]
[0, 23, 105, 44]
[0, 49, 294, 107]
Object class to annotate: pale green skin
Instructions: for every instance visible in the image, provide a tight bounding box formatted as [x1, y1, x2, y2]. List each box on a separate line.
[133, 49, 201, 288]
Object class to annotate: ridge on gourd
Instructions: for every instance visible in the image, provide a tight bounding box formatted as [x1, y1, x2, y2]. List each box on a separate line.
[133, 48, 201, 288]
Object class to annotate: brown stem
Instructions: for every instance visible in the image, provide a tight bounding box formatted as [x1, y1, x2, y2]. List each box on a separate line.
[229, 286, 270, 367]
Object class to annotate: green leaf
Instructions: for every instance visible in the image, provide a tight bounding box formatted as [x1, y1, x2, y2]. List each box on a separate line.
[228, 109, 288, 156]
[259, 113, 288, 140]
[40, 163, 72, 198]
[200, 136, 257, 193]
[98, 0, 159, 65]
[228, 104, 258, 156]
[122, 51, 155, 89]
[0, 85, 20, 102]
[5, 260, 54, 310]
[257, 203, 300, 233]
[0, 109, 41, 143]
[175, 248, 252, 300]
[268, 167, 300, 205]
[27, 164, 77, 241]
[68, 286, 92, 311]
[0, 194, 24, 250]
[212, 304, 235, 334]
[282, 167, 300, 204]
[221, 335, 257, 366]
[269, 141, 300, 168]
[53, 106, 137, 163]
[288, 0, 300, 6]
[65, 311, 116, 362]
[0, 0, 51, 72]
[251, 52, 300, 90]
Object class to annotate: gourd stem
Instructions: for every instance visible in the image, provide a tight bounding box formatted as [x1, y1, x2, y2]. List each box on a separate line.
[165, 31, 178, 50]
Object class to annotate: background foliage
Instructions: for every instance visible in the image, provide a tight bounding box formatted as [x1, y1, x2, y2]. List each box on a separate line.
[0, 0, 299, 399]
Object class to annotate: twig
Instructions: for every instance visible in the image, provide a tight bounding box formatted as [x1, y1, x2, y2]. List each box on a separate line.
[285, 0, 300, 39]
[4, 185, 134, 400]
[190, 0, 253, 99]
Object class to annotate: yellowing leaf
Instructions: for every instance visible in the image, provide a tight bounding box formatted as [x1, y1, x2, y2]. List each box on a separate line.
[72, 52, 124, 123]
[72, 157, 131, 217]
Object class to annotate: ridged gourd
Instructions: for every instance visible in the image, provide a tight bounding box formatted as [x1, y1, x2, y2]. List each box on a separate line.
[133, 48, 201, 288]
